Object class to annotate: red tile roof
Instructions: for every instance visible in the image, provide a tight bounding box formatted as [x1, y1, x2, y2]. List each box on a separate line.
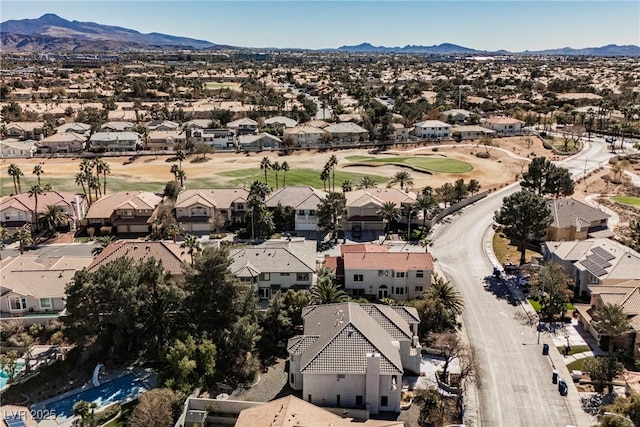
[340, 243, 388, 255]
[343, 251, 433, 271]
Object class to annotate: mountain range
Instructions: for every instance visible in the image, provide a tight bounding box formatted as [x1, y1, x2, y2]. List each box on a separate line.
[2, 14, 639, 56]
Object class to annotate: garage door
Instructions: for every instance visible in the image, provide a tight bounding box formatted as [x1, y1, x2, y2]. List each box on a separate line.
[128, 224, 150, 233]
[191, 223, 212, 232]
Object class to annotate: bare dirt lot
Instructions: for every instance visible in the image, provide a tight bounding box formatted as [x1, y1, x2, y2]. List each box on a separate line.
[0, 136, 556, 194]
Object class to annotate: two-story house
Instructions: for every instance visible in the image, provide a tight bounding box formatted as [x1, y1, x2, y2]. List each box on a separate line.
[174, 188, 249, 233]
[440, 109, 472, 124]
[85, 191, 162, 235]
[324, 122, 369, 144]
[345, 188, 417, 234]
[481, 117, 524, 136]
[100, 121, 135, 132]
[326, 244, 433, 300]
[412, 120, 451, 140]
[230, 239, 317, 302]
[37, 132, 86, 153]
[191, 128, 236, 149]
[89, 131, 140, 152]
[545, 198, 612, 241]
[146, 120, 179, 132]
[237, 132, 282, 151]
[283, 125, 329, 147]
[227, 118, 259, 136]
[287, 302, 421, 415]
[264, 116, 298, 129]
[265, 186, 327, 232]
[0, 191, 87, 231]
[147, 130, 187, 151]
[3, 122, 45, 140]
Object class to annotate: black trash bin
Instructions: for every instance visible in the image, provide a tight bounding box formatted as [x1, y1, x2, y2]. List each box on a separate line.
[542, 344, 549, 355]
[558, 380, 568, 396]
[552, 369, 559, 384]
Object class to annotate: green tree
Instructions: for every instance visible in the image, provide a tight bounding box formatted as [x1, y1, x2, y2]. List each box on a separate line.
[453, 178, 468, 202]
[91, 235, 116, 257]
[599, 393, 640, 427]
[272, 161, 281, 189]
[494, 190, 553, 265]
[416, 193, 440, 231]
[520, 156, 574, 197]
[73, 400, 98, 427]
[258, 289, 310, 359]
[310, 267, 348, 305]
[163, 335, 216, 394]
[377, 201, 401, 239]
[317, 192, 347, 240]
[28, 183, 50, 232]
[32, 163, 44, 185]
[389, 171, 414, 190]
[546, 166, 575, 198]
[13, 225, 33, 255]
[175, 149, 186, 169]
[170, 164, 180, 182]
[42, 204, 68, 233]
[583, 356, 622, 394]
[341, 179, 353, 193]
[428, 273, 464, 317]
[357, 175, 377, 189]
[467, 179, 481, 196]
[435, 182, 456, 207]
[164, 180, 182, 200]
[530, 262, 572, 322]
[593, 303, 632, 393]
[280, 161, 290, 187]
[181, 234, 201, 266]
[260, 156, 271, 184]
[7, 163, 23, 194]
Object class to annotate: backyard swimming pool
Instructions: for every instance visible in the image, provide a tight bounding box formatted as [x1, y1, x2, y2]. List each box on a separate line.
[0, 360, 26, 389]
[35, 373, 150, 422]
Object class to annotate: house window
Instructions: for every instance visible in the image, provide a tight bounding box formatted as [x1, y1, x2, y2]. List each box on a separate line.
[415, 286, 424, 292]
[9, 296, 27, 311]
[290, 373, 295, 383]
[39, 298, 52, 309]
[259, 273, 271, 281]
[351, 289, 365, 297]
[416, 270, 424, 278]
[280, 273, 290, 276]
[393, 287, 405, 295]
[309, 210, 316, 216]
[258, 288, 271, 300]
[354, 274, 364, 282]
[191, 207, 206, 216]
[356, 395, 364, 406]
[396, 272, 405, 278]
[381, 396, 388, 407]
[337, 374, 346, 379]
[121, 210, 133, 217]
[378, 270, 388, 277]
[236, 204, 244, 211]
[296, 273, 309, 281]
[297, 210, 305, 215]
[378, 285, 389, 299]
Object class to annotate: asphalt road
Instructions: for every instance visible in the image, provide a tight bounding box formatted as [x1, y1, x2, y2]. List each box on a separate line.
[430, 137, 615, 427]
[1, 242, 97, 260]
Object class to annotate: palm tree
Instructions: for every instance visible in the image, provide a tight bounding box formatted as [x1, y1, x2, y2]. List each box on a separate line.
[176, 169, 187, 188]
[75, 172, 90, 205]
[28, 184, 51, 232]
[272, 161, 281, 189]
[0, 226, 8, 259]
[32, 163, 44, 185]
[281, 161, 290, 187]
[165, 223, 183, 243]
[325, 155, 338, 191]
[416, 194, 440, 231]
[357, 175, 377, 189]
[13, 225, 33, 255]
[377, 201, 401, 239]
[320, 167, 330, 191]
[175, 149, 186, 169]
[92, 159, 106, 197]
[310, 270, 348, 305]
[41, 204, 68, 233]
[341, 179, 353, 193]
[181, 234, 201, 265]
[91, 235, 116, 256]
[73, 400, 98, 427]
[593, 303, 631, 393]
[88, 175, 100, 202]
[428, 274, 464, 316]
[389, 171, 414, 190]
[101, 162, 111, 195]
[170, 164, 180, 182]
[260, 156, 271, 184]
[7, 164, 23, 194]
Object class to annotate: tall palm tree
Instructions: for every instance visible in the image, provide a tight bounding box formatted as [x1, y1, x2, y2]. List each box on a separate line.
[88, 175, 100, 202]
[91, 235, 116, 257]
[181, 234, 201, 265]
[377, 201, 401, 239]
[281, 161, 290, 187]
[272, 161, 281, 189]
[176, 169, 187, 188]
[320, 167, 330, 191]
[41, 204, 68, 233]
[310, 277, 348, 305]
[593, 303, 631, 393]
[428, 274, 464, 316]
[260, 156, 271, 184]
[416, 194, 440, 231]
[75, 172, 90, 205]
[341, 179, 353, 193]
[101, 162, 111, 195]
[175, 149, 186, 169]
[28, 184, 50, 232]
[357, 175, 377, 189]
[32, 164, 44, 185]
[170, 164, 180, 182]
[325, 155, 338, 191]
[7, 164, 23, 194]
[389, 171, 414, 190]
[93, 158, 107, 197]
[13, 226, 33, 255]
[165, 223, 183, 243]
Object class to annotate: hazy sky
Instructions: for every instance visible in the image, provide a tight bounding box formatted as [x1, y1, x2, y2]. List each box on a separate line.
[1, 1, 639, 51]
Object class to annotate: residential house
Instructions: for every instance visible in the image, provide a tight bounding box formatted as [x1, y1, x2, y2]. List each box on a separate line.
[283, 125, 329, 147]
[326, 244, 433, 300]
[265, 186, 327, 232]
[230, 239, 317, 301]
[146, 120, 179, 131]
[441, 109, 472, 124]
[85, 191, 162, 235]
[182, 119, 212, 131]
[0, 255, 93, 316]
[237, 132, 281, 151]
[324, 122, 369, 144]
[0, 191, 87, 231]
[542, 238, 640, 297]
[574, 279, 640, 358]
[147, 130, 187, 151]
[545, 198, 612, 241]
[226, 118, 259, 135]
[264, 116, 298, 129]
[174, 188, 249, 232]
[88, 240, 190, 282]
[412, 120, 452, 140]
[303, 120, 331, 129]
[100, 121, 135, 132]
[37, 132, 86, 153]
[451, 125, 496, 140]
[191, 128, 236, 149]
[55, 122, 91, 136]
[390, 123, 410, 142]
[345, 188, 417, 234]
[89, 131, 140, 152]
[288, 302, 422, 415]
[0, 139, 37, 158]
[481, 117, 524, 136]
[3, 122, 45, 140]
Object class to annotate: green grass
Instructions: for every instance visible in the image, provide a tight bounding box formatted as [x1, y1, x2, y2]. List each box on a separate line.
[612, 196, 640, 207]
[566, 359, 586, 372]
[345, 156, 473, 173]
[492, 232, 540, 265]
[556, 345, 592, 356]
[219, 167, 387, 188]
[103, 400, 138, 427]
[529, 299, 541, 312]
[0, 176, 168, 197]
[546, 137, 580, 153]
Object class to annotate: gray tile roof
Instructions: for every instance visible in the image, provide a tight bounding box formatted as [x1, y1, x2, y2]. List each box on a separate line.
[547, 198, 610, 229]
[287, 335, 319, 355]
[230, 240, 316, 275]
[265, 186, 327, 210]
[360, 304, 412, 340]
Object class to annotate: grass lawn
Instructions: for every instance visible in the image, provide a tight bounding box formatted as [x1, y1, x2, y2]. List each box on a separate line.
[0, 176, 168, 197]
[204, 82, 241, 91]
[492, 232, 540, 265]
[219, 167, 387, 188]
[566, 359, 586, 372]
[345, 156, 473, 173]
[103, 400, 138, 427]
[612, 196, 640, 207]
[529, 299, 541, 312]
[546, 137, 580, 153]
[556, 345, 592, 356]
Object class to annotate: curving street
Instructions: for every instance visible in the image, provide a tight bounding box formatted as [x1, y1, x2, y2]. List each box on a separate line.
[430, 136, 615, 427]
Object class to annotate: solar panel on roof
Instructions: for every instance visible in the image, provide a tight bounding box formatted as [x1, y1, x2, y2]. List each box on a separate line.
[588, 253, 612, 269]
[592, 246, 615, 261]
[4, 415, 27, 427]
